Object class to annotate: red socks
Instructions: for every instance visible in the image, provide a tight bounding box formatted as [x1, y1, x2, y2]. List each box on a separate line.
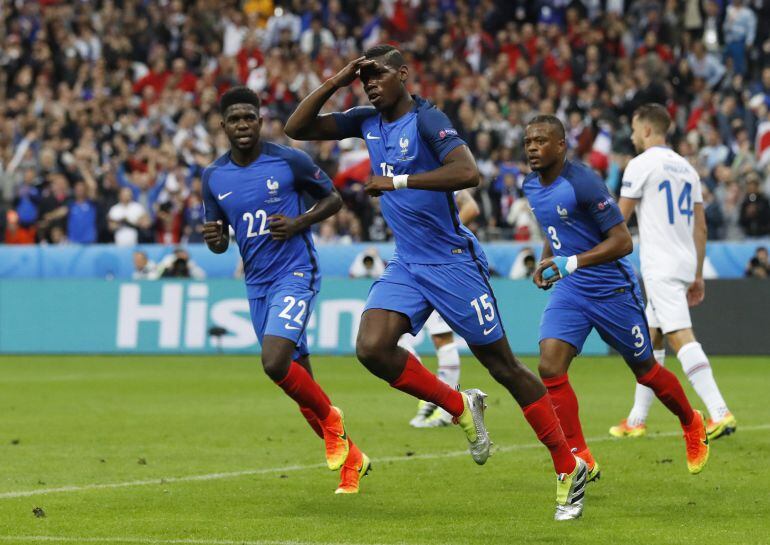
[542, 374, 588, 453]
[299, 407, 324, 439]
[275, 361, 331, 421]
[390, 352, 464, 417]
[637, 363, 695, 426]
[522, 393, 576, 475]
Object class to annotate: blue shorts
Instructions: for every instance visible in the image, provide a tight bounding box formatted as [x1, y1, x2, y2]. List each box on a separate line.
[248, 277, 317, 360]
[539, 285, 653, 364]
[365, 257, 505, 346]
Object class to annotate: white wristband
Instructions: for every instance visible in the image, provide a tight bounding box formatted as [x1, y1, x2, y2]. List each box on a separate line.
[393, 174, 409, 190]
[566, 255, 579, 274]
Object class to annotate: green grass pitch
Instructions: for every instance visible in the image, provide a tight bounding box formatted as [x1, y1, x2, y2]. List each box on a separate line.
[0, 355, 768, 545]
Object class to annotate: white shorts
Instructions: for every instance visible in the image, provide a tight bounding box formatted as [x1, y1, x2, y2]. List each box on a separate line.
[425, 310, 453, 336]
[644, 277, 692, 334]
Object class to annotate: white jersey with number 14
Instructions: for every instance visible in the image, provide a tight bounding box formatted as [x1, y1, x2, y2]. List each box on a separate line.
[621, 146, 703, 283]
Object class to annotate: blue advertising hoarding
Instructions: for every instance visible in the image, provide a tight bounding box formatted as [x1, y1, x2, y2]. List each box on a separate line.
[0, 279, 607, 356]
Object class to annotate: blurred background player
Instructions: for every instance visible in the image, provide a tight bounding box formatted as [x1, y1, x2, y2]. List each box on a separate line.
[202, 87, 369, 494]
[523, 115, 710, 487]
[401, 189, 480, 428]
[287, 45, 587, 521]
[611, 104, 736, 441]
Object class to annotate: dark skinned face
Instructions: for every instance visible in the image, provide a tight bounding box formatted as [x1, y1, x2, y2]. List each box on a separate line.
[524, 124, 565, 172]
[359, 59, 407, 111]
[221, 104, 262, 152]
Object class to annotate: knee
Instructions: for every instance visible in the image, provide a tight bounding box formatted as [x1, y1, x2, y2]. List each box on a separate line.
[538, 356, 565, 379]
[630, 357, 656, 379]
[486, 358, 520, 386]
[261, 354, 290, 382]
[356, 334, 385, 367]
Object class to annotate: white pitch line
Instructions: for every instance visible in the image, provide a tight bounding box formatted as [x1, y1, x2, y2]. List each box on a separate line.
[0, 536, 380, 545]
[1, 424, 767, 501]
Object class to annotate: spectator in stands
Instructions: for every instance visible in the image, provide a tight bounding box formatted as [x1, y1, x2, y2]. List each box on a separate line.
[745, 246, 770, 278]
[155, 247, 205, 279]
[702, 185, 725, 240]
[509, 247, 537, 280]
[723, 0, 756, 76]
[349, 247, 386, 279]
[740, 174, 770, 237]
[4, 209, 35, 244]
[35, 174, 70, 243]
[108, 188, 150, 246]
[132, 250, 158, 280]
[2, 0, 770, 248]
[67, 181, 98, 244]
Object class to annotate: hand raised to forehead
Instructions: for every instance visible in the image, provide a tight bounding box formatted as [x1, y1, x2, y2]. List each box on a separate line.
[330, 57, 377, 89]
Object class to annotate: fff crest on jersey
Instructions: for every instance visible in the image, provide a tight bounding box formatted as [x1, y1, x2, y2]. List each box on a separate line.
[398, 135, 414, 161]
[265, 176, 282, 203]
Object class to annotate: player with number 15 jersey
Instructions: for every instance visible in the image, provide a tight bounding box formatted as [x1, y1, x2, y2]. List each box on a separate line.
[287, 45, 588, 521]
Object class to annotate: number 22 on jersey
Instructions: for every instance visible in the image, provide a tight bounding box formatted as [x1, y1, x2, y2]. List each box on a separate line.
[243, 209, 270, 237]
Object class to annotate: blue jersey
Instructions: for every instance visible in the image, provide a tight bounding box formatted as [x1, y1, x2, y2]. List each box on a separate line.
[202, 142, 334, 298]
[522, 160, 637, 297]
[332, 95, 483, 264]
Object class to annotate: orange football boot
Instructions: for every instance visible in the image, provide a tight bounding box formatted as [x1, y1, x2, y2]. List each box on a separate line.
[335, 441, 371, 494]
[320, 406, 350, 470]
[683, 410, 710, 474]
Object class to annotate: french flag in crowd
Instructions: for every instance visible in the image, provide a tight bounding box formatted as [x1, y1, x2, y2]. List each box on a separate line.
[756, 119, 770, 167]
[588, 126, 612, 173]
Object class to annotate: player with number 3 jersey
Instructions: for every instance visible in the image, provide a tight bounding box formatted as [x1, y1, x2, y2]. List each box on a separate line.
[202, 87, 370, 495]
[522, 115, 709, 488]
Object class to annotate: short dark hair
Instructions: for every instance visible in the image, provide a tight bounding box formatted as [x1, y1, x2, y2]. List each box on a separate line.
[364, 44, 405, 69]
[633, 103, 671, 135]
[526, 114, 566, 140]
[220, 86, 260, 115]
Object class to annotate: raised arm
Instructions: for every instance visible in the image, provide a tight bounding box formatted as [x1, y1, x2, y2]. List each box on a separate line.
[285, 56, 373, 141]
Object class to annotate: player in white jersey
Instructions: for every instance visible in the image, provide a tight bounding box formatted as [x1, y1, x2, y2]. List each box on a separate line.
[611, 103, 735, 441]
[400, 189, 480, 427]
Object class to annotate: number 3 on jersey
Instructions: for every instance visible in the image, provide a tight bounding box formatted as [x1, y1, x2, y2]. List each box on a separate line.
[547, 226, 561, 249]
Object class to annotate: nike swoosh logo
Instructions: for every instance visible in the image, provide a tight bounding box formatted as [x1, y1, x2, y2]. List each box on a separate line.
[218, 192, 233, 200]
[366, 132, 380, 140]
[634, 347, 646, 357]
[483, 324, 499, 336]
[284, 324, 301, 331]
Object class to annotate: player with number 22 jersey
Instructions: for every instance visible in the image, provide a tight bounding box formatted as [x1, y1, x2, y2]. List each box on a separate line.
[202, 86, 369, 495]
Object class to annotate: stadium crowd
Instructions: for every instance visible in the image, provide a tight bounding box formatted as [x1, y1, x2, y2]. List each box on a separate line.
[2, 0, 770, 247]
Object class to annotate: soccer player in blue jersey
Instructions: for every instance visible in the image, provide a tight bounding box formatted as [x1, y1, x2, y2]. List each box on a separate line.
[522, 115, 710, 494]
[286, 46, 586, 520]
[202, 87, 369, 494]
